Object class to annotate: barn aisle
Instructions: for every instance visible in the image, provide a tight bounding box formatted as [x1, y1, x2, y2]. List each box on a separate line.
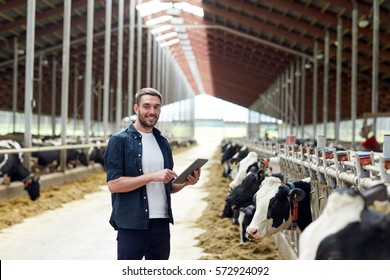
[0, 140, 219, 260]
[169, 139, 219, 260]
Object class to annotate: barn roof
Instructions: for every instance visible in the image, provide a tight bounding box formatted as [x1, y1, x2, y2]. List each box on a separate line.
[0, 0, 389, 125]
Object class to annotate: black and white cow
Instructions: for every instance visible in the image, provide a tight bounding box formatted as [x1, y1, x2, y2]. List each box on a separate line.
[0, 140, 40, 200]
[221, 142, 241, 163]
[221, 142, 242, 177]
[32, 140, 88, 172]
[299, 184, 390, 260]
[246, 176, 311, 240]
[234, 170, 283, 243]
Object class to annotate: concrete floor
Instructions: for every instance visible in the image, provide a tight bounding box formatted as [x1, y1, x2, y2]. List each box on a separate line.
[0, 140, 219, 260]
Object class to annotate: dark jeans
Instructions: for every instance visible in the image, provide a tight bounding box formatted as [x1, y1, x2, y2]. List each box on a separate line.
[117, 218, 170, 260]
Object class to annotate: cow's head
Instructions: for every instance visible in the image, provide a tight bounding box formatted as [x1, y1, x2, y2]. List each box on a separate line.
[221, 143, 240, 163]
[78, 151, 89, 166]
[89, 147, 106, 168]
[22, 175, 40, 201]
[1, 140, 41, 201]
[226, 164, 265, 209]
[246, 176, 308, 240]
[228, 152, 259, 189]
[267, 184, 305, 228]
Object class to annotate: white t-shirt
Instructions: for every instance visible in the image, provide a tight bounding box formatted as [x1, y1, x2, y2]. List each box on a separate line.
[139, 131, 168, 219]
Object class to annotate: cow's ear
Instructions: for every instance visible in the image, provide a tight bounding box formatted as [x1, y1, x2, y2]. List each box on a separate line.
[363, 183, 387, 205]
[229, 158, 240, 164]
[289, 188, 305, 203]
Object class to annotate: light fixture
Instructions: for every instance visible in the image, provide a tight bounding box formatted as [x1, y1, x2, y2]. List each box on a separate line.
[136, 0, 159, 15]
[156, 32, 178, 41]
[304, 63, 312, 69]
[358, 16, 370, 28]
[180, 2, 192, 13]
[146, 15, 173, 26]
[173, 2, 204, 17]
[191, 6, 204, 17]
[42, 58, 49, 66]
[136, 0, 173, 17]
[137, 1, 205, 19]
[316, 53, 324, 60]
[151, 25, 172, 34]
[160, 38, 180, 47]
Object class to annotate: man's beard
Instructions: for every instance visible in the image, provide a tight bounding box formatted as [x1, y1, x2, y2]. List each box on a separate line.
[138, 114, 158, 128]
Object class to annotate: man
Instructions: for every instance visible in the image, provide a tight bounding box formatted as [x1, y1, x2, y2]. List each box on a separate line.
[104, 87, 201, 260]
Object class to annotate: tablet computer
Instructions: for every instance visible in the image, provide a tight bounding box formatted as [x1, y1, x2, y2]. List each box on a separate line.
[172, 158, 208, 184]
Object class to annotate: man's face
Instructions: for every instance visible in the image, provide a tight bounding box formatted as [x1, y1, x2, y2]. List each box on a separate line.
[134, 94, 161, 129]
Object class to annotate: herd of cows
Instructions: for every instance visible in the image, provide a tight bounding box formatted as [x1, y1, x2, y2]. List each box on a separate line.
[0, 137, 106, 201]
[219, 141, 390, 260]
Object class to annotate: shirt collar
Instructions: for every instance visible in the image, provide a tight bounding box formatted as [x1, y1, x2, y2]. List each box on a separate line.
[128, 123, 161, 138]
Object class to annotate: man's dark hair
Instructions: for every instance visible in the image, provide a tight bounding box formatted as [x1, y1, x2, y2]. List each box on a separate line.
[135, 88, 162, 105]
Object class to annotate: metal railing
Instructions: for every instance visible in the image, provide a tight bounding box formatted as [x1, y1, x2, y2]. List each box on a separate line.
[0, 143, 107, 155]
[231, 138, 390, 257]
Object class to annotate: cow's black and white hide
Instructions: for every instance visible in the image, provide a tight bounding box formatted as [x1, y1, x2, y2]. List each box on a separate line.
[299, 184, 390, 260]
[221, 199, 235, 220]
[232, 146, 249, 162]
[32, 141, 88, 172]
[225, 163, 266, 224]
[222, 159, 262, 220]
[246, 176, 312, 240]
[228, 151, 259, 190]
[0, 140, 40, 200]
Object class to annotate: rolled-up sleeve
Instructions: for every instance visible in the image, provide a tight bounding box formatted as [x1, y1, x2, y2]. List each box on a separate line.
[104, 135, 125, 182]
